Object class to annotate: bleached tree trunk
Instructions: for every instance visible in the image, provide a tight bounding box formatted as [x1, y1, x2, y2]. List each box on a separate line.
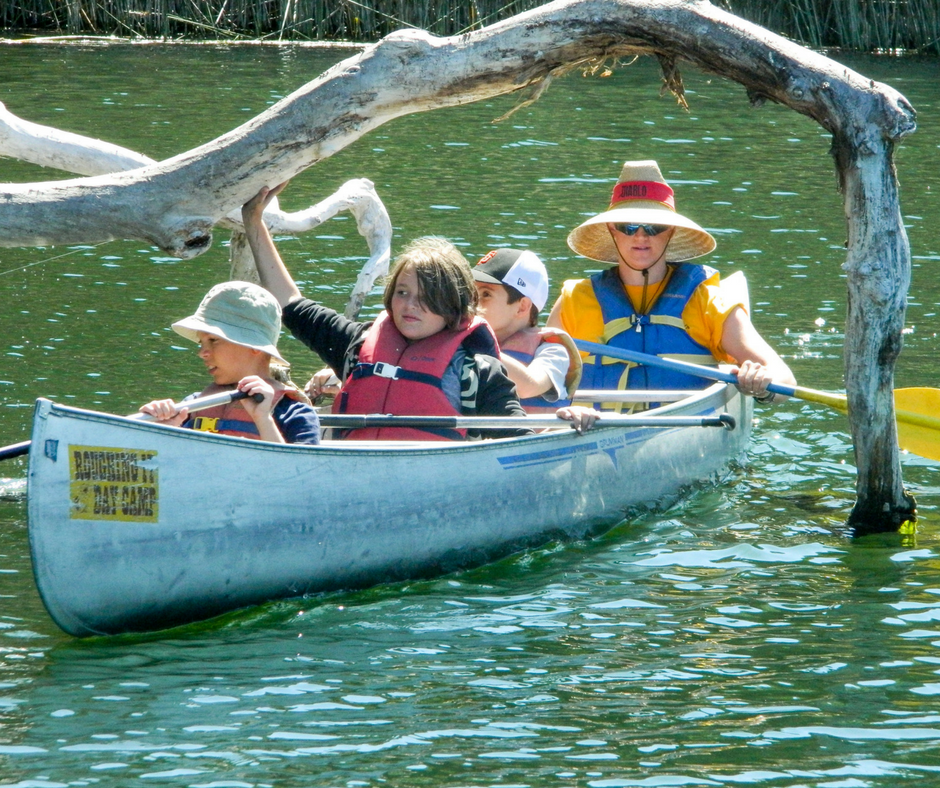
[0, 101, 153, 174]
[836, 143, 915, 534]
[0, 0, 917, 533]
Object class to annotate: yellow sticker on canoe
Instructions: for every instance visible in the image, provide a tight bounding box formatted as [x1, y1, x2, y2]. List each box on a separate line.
[69, 446, 158, 522]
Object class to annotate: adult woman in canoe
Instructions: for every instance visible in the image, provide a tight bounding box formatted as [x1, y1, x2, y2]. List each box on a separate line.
[242, 185, 535, 440]
[546, 160, 796, 408]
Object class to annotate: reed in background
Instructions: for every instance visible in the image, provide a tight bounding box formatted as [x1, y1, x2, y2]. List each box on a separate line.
[722, 0, 939, 54]
[1, 0, 937, 53]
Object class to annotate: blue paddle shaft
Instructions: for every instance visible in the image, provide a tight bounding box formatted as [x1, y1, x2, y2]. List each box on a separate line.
[573, 339, 796, 397]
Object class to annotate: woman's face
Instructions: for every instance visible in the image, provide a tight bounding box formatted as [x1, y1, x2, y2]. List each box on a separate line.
[390, 265, 448, 342]
[608, 223, 674, 275]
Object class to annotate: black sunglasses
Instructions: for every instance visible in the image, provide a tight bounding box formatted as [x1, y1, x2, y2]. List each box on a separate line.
[610, 223, 671, 237]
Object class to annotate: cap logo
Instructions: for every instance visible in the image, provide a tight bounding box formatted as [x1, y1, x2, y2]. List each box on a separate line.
[476, 250, 499, 266]
[516, 277, 527, 289]
[611, 180, 675, 210]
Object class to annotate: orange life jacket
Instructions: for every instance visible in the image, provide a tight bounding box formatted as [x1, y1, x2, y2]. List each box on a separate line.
[500, 327, 583, 413]
[188, 384, 304, 440]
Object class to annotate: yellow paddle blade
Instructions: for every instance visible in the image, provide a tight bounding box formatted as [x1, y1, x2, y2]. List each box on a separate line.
[790, 385, 940, 462]
[895, 388, 940, 462]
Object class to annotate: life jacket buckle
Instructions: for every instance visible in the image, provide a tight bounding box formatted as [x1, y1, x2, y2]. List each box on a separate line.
[372, 362, 401, 380]
[192, 416, 219, 432]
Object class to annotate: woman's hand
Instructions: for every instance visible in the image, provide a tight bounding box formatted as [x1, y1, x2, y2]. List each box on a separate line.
[732, 359, 775, 402]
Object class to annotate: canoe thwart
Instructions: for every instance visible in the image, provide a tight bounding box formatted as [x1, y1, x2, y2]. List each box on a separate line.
[316, 413, 736, 431]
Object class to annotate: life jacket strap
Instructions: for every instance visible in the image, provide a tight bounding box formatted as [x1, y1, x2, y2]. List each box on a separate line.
[373, 362, 400, 379]
[651, 314, 687, 331]
[352, 362, 443, 389]
[602, 317, 634, 343]
[190, 416, 261, 437]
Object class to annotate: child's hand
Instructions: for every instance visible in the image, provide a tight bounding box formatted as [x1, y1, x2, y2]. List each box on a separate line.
[237, 376, 277, 418]
[242, 182, 289, 226]
[305, 367, 341, 403]
[556, 405, 602, 434]
[139, 398, 188, 426]
[237, 376, 288, 444]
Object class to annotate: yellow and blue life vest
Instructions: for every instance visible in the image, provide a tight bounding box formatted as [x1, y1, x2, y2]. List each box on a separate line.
[581, 263, 719, 398]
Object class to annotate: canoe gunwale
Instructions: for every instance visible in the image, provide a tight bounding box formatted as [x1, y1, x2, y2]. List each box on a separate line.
[29, 380, 734, 453]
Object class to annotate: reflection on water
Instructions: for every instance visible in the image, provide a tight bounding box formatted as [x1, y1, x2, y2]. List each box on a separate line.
[0, 44, 939, 786]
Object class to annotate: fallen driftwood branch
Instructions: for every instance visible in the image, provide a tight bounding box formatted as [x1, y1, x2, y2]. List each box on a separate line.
[0, 102, 391, 319]
[0, 100, 153, 174]
[228, 179, 391, 319]
[0, 0, 917, 533]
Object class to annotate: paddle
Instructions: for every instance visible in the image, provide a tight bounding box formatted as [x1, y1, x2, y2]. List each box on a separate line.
[317, 413, 735, 431]
[573, 339, 940, 461]
[0, 389, 262, 462]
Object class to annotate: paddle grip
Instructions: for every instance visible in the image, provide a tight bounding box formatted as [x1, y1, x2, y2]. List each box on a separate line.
[233, 391, 266, 404]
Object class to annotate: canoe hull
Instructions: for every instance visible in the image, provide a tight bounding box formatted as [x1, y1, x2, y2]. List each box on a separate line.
[27, 384, 750, 636]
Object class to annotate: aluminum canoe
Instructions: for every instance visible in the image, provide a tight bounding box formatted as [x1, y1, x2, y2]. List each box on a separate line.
[26, 383, 751, 636]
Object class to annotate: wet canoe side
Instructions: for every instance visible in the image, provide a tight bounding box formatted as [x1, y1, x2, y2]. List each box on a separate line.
[26, 383, 751, 636]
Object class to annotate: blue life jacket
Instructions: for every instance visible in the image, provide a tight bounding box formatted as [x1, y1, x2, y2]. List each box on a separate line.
[580, 264, 718, 399]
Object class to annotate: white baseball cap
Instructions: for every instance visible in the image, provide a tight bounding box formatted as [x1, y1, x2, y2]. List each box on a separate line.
[472, 248, 550, 311]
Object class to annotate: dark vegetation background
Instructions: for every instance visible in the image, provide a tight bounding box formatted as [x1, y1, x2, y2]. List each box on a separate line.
[1, 0, 938, 54]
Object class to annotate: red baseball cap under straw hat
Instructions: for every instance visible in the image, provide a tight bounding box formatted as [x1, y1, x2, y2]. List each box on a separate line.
[566, 160, 717, 264]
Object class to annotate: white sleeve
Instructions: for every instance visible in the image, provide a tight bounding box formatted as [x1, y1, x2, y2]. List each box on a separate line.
[529, 342, 571, 402]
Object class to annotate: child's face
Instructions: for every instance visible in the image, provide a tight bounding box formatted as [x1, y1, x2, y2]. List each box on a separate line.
[390, 266, 447, 342]
[196, 332, 261, 385]
[475, 283, 525, 340]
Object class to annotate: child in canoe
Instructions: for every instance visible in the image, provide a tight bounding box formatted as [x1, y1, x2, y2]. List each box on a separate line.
[139, 280, 321, 444]
[471, 248, 582, 413]
[241, 184, 535, 441]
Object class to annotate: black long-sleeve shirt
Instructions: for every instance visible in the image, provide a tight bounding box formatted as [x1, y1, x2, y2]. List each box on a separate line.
[282, 299, 531, 439]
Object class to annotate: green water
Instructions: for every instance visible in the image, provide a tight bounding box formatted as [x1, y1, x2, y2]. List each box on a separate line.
[1, 43, 940, 786]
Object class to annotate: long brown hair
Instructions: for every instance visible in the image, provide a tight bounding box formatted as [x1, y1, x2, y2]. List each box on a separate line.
[383, 236, 477, 330]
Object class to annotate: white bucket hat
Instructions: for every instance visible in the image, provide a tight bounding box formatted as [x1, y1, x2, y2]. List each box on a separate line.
[172, 280, 289, 366]
[567, 160, 717, 264]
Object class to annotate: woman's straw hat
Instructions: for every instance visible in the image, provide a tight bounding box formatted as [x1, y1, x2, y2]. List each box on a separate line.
[172, 280, 289, 366]
[567, 160, 716, 264]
